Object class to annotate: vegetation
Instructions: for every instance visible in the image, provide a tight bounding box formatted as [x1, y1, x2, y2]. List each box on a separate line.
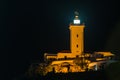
[26, 63, 51, 77]
[73, 57, 89, 70]
[105, 61, 120, 80]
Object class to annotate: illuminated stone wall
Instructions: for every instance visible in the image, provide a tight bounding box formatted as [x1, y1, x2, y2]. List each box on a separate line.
[69, 24, 85, 55]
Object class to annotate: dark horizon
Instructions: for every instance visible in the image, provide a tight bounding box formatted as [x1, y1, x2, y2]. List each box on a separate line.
[2, 0, 120, 79]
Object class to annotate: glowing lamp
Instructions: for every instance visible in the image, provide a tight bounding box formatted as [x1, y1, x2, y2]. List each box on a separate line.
[73, 19, 80, 24]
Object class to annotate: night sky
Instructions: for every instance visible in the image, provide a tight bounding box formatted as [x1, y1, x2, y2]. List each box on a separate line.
[2, 0, 120, 79]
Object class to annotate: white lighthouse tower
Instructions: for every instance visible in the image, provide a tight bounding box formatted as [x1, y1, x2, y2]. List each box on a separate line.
[69, 12, 85, 55]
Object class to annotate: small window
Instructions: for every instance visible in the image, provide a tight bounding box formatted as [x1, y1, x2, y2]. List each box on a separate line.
[77, 34, 79, 38]
[76, 44, 78, 48]
[76, 55, 79, 58]
[64, 56, 67, 59]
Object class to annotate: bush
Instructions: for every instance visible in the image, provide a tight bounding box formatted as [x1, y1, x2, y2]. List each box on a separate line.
[105, 61, 120, 80]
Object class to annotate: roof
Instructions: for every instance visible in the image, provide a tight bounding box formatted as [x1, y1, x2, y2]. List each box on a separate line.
[44, 53, 57, 56]
[95, 52, 115, 57]
[58, 50, 71, 53]
[51, 60, 74, 65]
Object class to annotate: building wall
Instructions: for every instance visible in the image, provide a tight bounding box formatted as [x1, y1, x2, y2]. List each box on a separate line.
[46, 55, 57, 59]
[69, 24, 85, 55]
[57, 53, 75, 59]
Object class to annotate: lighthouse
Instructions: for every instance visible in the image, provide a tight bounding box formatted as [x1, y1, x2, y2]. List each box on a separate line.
[41, 11, 115, 74]
[44, 12, 86, 59]
[69, 12, 85, 55]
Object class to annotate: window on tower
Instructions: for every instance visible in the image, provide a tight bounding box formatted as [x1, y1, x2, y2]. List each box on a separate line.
[77, 34, 79, 38]
[76, 44, 78, 48]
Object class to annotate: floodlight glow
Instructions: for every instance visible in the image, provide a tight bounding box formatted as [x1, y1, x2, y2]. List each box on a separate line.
[73, 20, 80, 24]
